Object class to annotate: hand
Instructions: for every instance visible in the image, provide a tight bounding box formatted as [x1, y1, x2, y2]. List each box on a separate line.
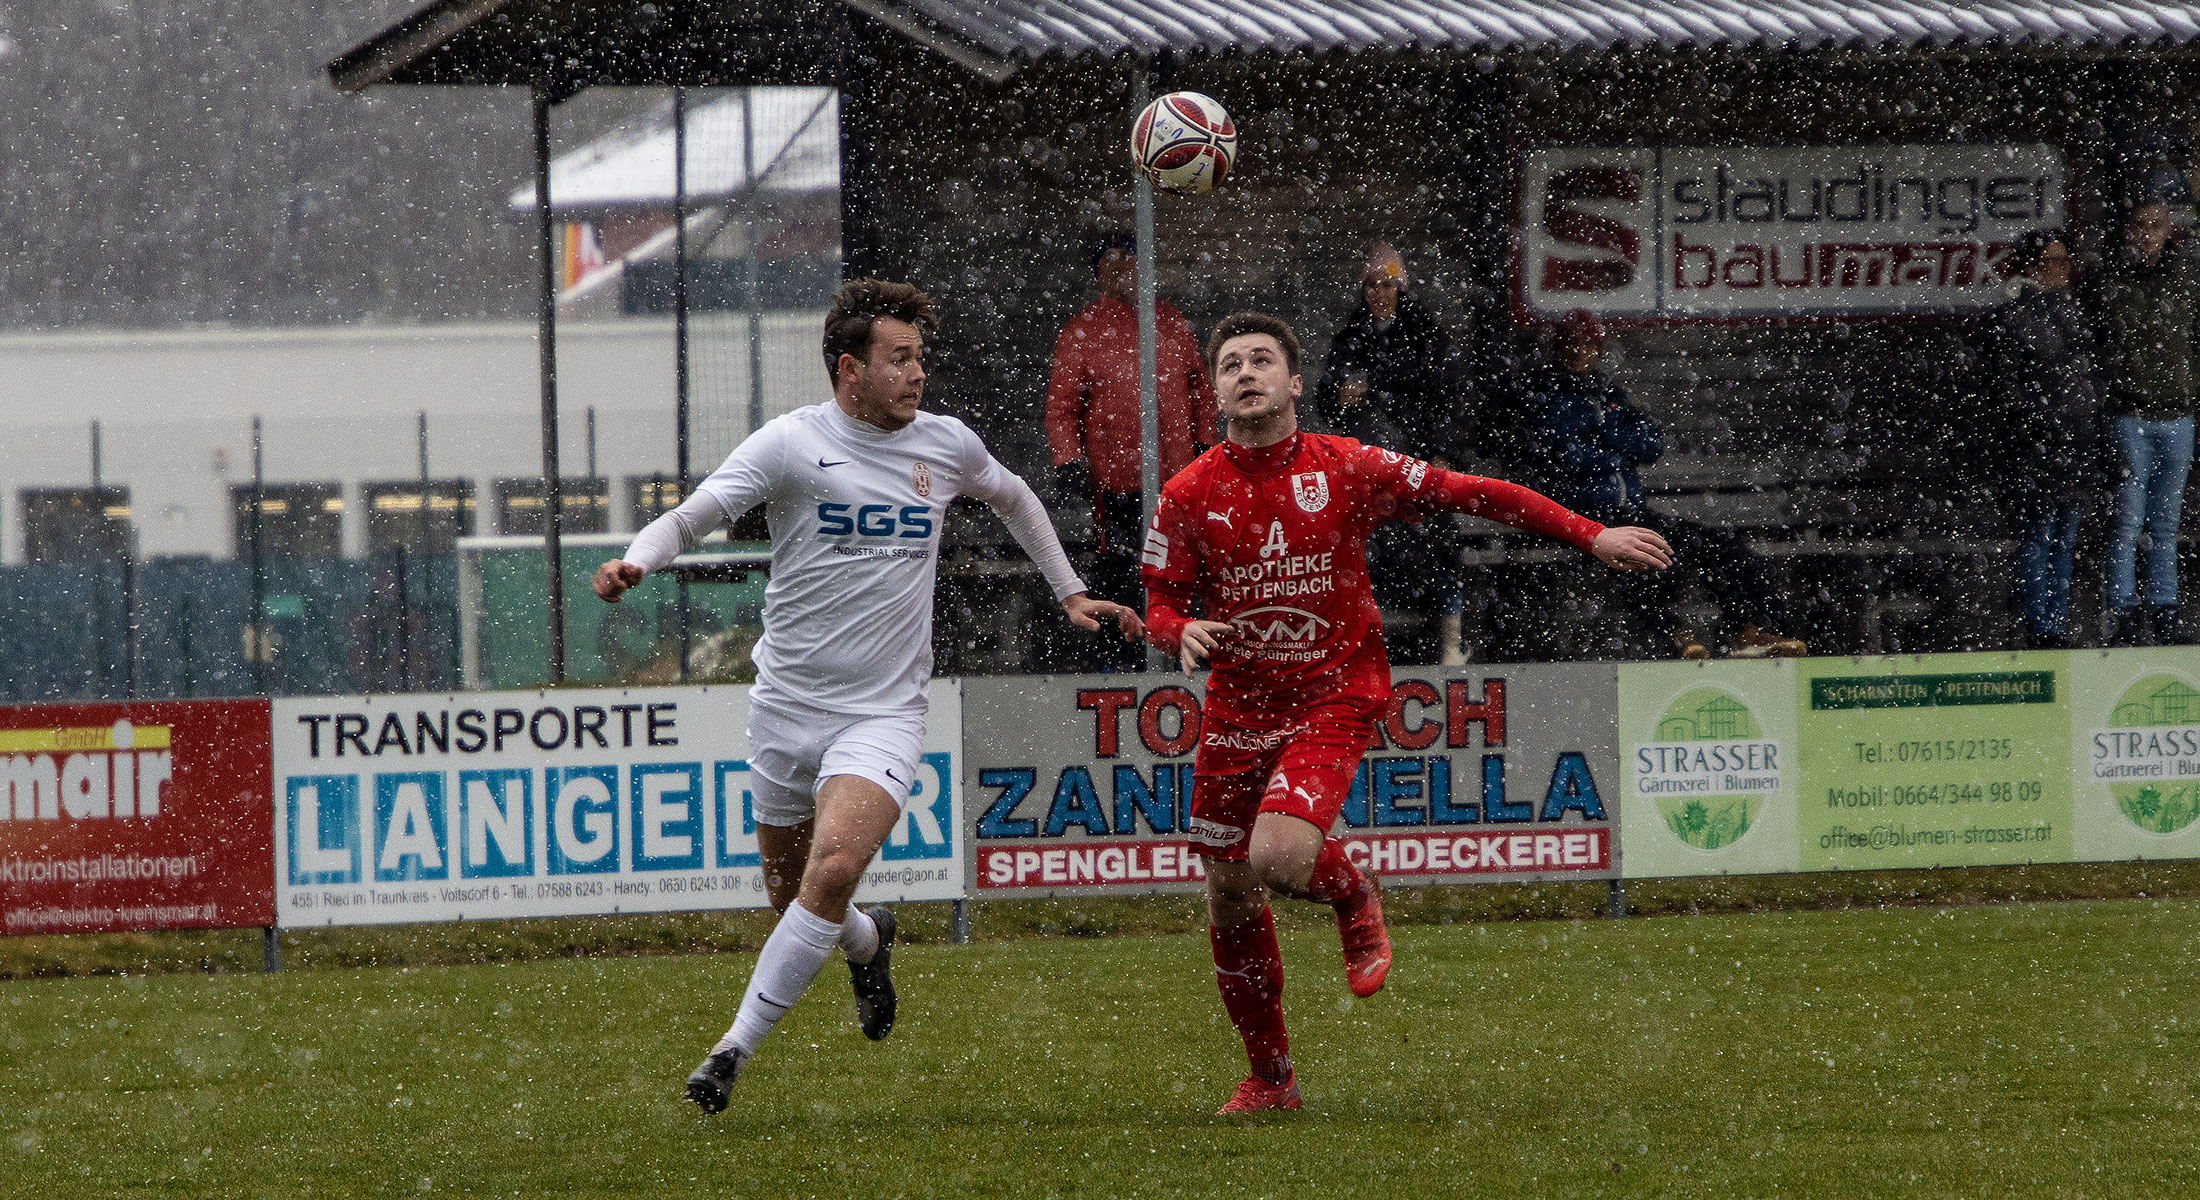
[1063, 593, 1145, 641]
[1052, 459, 1094, 506]
[1177, 618, 1238, 675]
[1338, 380, 1369, 409]
[593, 559, 645, 602]
[1590, 526, 1672, 572]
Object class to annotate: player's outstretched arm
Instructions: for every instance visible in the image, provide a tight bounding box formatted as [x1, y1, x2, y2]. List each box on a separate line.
[1589, 525, 1672, 572]
[1063, 592, 1145, 641]
[593, 559, 646, 602]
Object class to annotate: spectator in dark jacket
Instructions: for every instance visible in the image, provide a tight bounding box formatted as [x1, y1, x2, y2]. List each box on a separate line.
[1524, 312, 1805, 659]
[1992, 229, 2104, 649]
[2090, 199, 2200, 645]
[1313, 244, 1461, 463]
[1312, 244, 1467, 663]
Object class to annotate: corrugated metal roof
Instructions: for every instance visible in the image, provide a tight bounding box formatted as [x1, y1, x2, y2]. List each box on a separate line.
[887, 0, 2200, 58]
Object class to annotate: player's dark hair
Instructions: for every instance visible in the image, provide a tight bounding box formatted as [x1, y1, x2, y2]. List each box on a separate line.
[822, 278, 939, 386]
[1206, 311, 1300, 376]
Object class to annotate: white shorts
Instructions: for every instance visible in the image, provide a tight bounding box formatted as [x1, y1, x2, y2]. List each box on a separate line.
[745, 691, 928, 828]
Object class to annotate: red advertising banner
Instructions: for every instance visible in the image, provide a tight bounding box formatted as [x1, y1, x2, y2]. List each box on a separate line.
[1, 700, 273, 935]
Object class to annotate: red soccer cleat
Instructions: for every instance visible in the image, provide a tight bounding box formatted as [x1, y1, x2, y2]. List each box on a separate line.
[1336, 873, 1391, 997]
[1216, 1071, 1302, 1114]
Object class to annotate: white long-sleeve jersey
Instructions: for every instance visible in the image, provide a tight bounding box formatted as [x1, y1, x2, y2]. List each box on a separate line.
[623, 401, 1085, 714]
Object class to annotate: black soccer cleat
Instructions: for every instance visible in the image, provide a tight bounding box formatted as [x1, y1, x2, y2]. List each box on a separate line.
[848, 906, 898, 1041]
[684, 1046, 748, 1114]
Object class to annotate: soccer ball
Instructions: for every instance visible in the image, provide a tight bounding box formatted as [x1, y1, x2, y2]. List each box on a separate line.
[1130, 91, 1236, 194]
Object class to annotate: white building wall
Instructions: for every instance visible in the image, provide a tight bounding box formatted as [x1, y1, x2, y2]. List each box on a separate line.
[0, 315, 826, 564]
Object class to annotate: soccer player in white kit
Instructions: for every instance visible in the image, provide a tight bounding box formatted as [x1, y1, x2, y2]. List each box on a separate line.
[594, 279, 1141, 1114]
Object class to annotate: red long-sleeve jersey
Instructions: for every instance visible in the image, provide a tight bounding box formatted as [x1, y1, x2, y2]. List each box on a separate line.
[1141, 431, 1604, 716]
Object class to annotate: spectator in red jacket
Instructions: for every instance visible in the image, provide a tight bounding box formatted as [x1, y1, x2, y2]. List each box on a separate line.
[1046, 232, 1217, 668]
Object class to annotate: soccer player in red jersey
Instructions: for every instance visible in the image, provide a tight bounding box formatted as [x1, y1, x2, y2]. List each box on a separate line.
[1141, 312, 1672, 1114]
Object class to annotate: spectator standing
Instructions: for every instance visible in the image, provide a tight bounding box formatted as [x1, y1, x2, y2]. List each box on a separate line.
[1045, 232, 1216, 668]
[1990, 230, 2104, 649]
[2090, 199, 2200, 646]
[1523, 313, 1806, 660]
[1312, 244, 1468, 664]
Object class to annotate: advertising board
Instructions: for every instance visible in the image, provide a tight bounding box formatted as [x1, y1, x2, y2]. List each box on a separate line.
[272, 684, 962, 926]
[1, 700, 273, 935]
[964, 665, 1620, 897]
[1517, 142, 2066, 321]
[1622, 653, 2110, 877]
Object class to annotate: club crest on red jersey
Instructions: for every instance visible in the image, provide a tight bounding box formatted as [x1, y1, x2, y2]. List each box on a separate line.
[912, 461, 932, 497]
[1290, 471, 1330, 513]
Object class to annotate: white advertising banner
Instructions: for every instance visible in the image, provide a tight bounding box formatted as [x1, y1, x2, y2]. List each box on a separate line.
[1516, 142, 2067, 320]
[272, 684, 963, 927]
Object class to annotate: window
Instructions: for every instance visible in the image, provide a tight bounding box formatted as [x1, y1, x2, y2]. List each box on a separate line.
[626, 474, 684, 531]
[362, 480, 476, 555]
[495, 476, 609, 535]
[230, 483, 343, 558]
[626, 474, 767, 540]
[20, 487, 130, 563]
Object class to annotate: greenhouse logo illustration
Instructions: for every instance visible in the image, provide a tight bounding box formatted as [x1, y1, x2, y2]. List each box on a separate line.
[1634, 688, 1782, 850]
[2089, 673, 2200, 835]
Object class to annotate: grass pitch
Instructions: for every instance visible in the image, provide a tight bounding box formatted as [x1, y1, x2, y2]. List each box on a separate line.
[4, 898, 2197, 1199]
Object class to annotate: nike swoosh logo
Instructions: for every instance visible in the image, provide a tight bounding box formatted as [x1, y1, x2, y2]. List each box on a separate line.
[818, 458, 850, 468]
[884, 770, 904, 785]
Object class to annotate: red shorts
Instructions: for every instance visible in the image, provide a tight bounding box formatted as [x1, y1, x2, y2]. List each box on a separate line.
[1186, 691, 1383, 862]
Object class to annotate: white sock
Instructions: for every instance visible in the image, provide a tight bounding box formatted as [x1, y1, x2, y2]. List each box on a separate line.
[716, 900, 843, 1056]
[839, 906, 880, 965]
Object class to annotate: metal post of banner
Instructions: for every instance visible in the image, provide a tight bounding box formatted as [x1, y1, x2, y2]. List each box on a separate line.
[263, 926, 281, 974]
[1607, 879, 1627, 919]
[674, 85, 694, 682]
[532, 84, 569, 685]
[950, 898, 970, 945]
[1132, 65, 1162, 671]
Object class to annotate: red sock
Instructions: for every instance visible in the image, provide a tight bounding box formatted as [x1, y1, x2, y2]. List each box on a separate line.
[1210, 908, 1288, 1069]
[1301, 837, 1367, 909]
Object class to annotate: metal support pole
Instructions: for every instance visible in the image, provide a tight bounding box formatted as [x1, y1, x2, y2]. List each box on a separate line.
[743, 88, 766, 436]
[674, 85, 694, 682]
[532, 85, 569, 685]
[1607, 878, 1627, 919]
[1133, 66, 1163, 671]
[90, 419, 108, 697]
[250, 416, 267, 696]
[263, 926, 281, 973]
[950, 897, 970, 945]
[121, 527, 138, 700]
[411, 411, 430, 691]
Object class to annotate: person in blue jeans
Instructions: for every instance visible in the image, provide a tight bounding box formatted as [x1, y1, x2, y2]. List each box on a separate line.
[2090, 199, 2200, 645]
[1990, 230, 2103, 649]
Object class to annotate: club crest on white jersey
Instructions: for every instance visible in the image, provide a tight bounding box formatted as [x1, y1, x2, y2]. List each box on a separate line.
[1291, 470, 1330, 513]
[912, 461, 932, 497]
